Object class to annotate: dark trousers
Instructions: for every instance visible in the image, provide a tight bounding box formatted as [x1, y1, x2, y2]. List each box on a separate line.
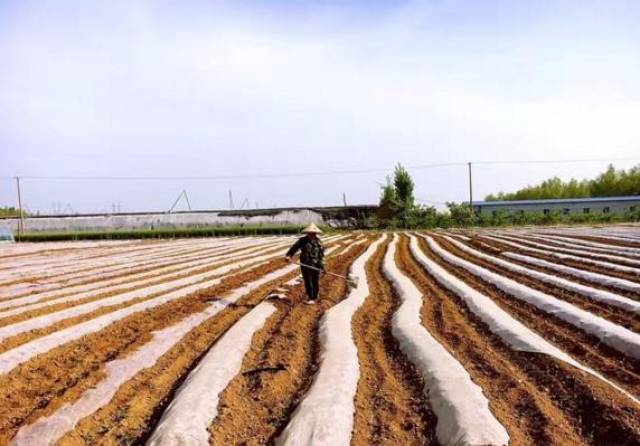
[301, 267, 320, 300]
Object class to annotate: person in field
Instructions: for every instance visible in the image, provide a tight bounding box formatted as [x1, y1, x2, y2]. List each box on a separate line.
[285, 223, 325, 304]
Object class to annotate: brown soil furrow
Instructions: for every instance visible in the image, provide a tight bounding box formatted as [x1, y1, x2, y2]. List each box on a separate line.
[0, 240, 197, 279]
[472, 236, 640, 298]
[209, 240, 371, 445]
[0, 242, 140, 261]
[0, 244, 290, 331]
[546, 233, 640, 249]
[399, 235, 640, 445]
[435, 236, 640, 332]
[54, 273, 303, 445]
[482, 235, 640, 284]
[351, 237, 437, 445]
[0, 241, 283, 302]
[1, 241, 263, 291]
[519, 235, 640, 266]
[0, 256, 297, 445]
[395, 235, 577, 445]
[416, 236, 640, 396]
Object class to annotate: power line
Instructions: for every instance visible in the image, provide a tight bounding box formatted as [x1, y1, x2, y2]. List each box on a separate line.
[473, 157, 640, 166]
[2, 162, 466, 181]
[3, 157, 638, 182]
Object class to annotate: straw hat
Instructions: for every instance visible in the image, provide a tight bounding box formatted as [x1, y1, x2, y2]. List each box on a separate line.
[302, 223, 323, 234]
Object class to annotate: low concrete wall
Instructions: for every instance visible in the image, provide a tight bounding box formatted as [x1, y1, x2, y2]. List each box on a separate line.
[2, 206, 377, 233]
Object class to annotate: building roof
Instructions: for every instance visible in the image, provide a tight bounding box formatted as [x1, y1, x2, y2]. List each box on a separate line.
[473, 195, 640, 207]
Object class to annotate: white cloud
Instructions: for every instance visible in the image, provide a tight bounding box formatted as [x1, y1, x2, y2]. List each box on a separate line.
[1, 0, 639, 211]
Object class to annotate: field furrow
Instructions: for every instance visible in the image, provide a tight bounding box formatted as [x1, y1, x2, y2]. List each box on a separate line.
[2, 228, 640, 445]
[384, 235, 508, 446]
[405, 234, 640, 445]
[351, 236, 437, 446]
[276, 235, 386, 445]
[208, 239, 370, 444]
[416, 236, 640, 398]
[0, 241, 291, 322]
[0, 239, 239, 293]
[476, 235, 640, 283]
[0, 251, 308, 444]
[422, 235, 640, 362]
[437, 236, 640, 326]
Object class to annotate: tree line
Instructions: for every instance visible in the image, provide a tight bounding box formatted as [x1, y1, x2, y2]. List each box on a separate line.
[370, 163, 640, 229]
[485, 164, 640, 201]
[0, 207, 25, 218]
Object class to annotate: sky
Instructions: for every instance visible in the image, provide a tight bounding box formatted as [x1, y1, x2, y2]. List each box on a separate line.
[1, 0, 639, 213]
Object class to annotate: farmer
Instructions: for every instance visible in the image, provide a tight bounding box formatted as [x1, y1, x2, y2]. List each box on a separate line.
[285, 223, 325, 304]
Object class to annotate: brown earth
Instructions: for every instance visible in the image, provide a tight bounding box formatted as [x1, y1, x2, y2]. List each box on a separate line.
[0, 244, 289, 332]
[209, 239, 371, 445]
[418, 235, 640, 394]
[434, 235, 640, 331]
[545, 233, 640, 249]
[56, 268, 302, 445]
[2, 233, 640, 445]
[0, 253, 303, 444]
[32, 238, 355, 445]
[0, 241, 271, 294]
[351, 236, 437, 446]
[0, 241, 285, 305]
[473, 235, 640, 288]
[395, 234, 578, 445]
[401, 234, 640, 445]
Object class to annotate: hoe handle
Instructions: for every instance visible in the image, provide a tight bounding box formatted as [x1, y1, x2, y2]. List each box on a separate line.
[293, 261, 348, 281]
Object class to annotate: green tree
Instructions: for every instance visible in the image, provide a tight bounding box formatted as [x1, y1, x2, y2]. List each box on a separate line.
[377, 176, 398, 221]
[393, 164, 415, 226]
[376, 164, 416, 227]
[0, 207, 24, 217]
[393, 164, 415, 208]
[485, 163, 640, 201]
[446, 202, 475, 226]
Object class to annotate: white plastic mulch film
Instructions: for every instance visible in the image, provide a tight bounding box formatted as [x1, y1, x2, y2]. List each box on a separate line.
[0, 223, 15, 243]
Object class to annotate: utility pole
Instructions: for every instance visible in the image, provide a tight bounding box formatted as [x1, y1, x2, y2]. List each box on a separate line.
[467, 162, 474, 212]
[15, 176, 24, 237]
[342, 192, 347, 207]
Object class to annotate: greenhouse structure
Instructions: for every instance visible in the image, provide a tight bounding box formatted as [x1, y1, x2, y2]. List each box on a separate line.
[0, 222, 15, 243]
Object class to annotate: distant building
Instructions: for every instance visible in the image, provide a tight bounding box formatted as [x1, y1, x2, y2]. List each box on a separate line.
[472, 196, 640, 216]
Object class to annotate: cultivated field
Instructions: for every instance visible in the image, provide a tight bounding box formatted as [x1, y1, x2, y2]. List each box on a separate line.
[0, 226, 639, 445]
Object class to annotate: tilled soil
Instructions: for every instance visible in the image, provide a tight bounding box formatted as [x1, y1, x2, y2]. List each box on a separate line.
[546, 233, 640, 249]
[472, 236, 640, 291]
[0, 254, 298, 444]
[209, 239, 370, 445]
[401, 234, 640, 445]
[351, 237, 437, 446]
[3, 232, 640, 446]
[57, 270, 302, 446]
[434, 235, 640, 331]
[418, 236, 640, 394]
[0, 244, 288, 330]
[413, 235, 640, 443]
[395, 235, 579, 445]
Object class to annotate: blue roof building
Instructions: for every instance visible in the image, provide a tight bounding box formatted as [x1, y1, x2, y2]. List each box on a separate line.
[472, 196, 640, 216]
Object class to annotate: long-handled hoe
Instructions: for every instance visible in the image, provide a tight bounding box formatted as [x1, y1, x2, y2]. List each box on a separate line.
[292, 261, 359, 289]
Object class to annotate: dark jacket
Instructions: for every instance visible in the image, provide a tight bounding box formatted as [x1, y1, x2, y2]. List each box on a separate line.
[286, 236, 325, 270]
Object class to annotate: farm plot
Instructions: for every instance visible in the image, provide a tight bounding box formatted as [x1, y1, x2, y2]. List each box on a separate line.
[1, 228, 639, 446]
